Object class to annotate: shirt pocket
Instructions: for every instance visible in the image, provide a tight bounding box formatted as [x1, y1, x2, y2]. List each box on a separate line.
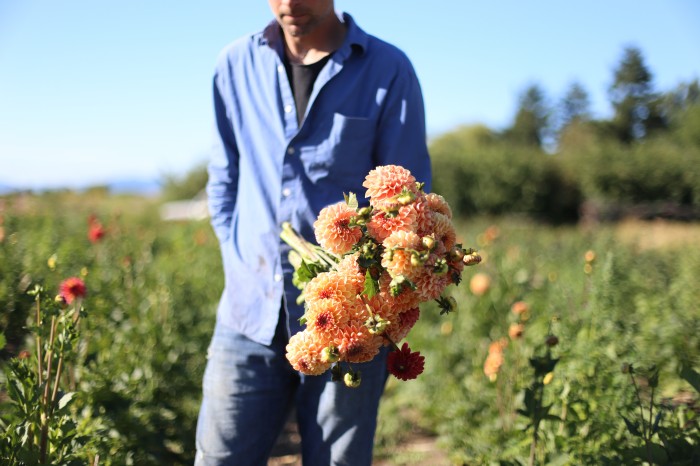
[302, 113, 376, 184]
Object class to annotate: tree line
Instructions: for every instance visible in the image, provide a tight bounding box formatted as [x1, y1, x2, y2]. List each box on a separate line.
[431, 45, 700, 222]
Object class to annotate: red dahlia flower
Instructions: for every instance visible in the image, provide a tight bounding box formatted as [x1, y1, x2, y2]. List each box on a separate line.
[88, 223, 106, 243]
[59, 277, 87, 304]
[387, 342, 425, 381]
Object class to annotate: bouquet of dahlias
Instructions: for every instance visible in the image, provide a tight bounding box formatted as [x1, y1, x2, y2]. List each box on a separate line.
[281, 165, 481, 387]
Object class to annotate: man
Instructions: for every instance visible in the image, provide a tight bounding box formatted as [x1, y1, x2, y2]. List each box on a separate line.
[196, 1, 431, 464]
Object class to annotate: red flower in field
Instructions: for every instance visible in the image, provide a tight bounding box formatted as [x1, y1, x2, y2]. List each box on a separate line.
[88, 222, 106, 243]
[387, 342, 425, 381]
[59, 277, 86, 304]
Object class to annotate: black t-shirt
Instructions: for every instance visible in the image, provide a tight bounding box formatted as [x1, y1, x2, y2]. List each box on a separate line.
[284, 54, 332, 125]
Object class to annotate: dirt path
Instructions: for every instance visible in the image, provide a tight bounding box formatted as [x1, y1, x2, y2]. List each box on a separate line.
[267, 419, 452, 466]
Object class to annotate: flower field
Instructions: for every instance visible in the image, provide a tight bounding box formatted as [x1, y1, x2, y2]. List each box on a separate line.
[1, 191, 699, 465]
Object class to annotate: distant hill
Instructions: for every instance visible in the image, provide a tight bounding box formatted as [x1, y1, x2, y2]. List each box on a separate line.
[107, 178, 161, 196]
[0, 183, 16, 195]
[0, 178, 162, 196]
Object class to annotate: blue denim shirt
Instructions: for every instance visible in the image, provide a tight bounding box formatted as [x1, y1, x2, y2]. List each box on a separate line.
[207, 12, 432, 345]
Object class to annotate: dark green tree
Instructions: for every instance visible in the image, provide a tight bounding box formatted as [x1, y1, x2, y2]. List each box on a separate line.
[608, 46, 667, 143]
[662, 78, 700, 122]
[559, 81, 591, 127]
[504, 83, 551, 148]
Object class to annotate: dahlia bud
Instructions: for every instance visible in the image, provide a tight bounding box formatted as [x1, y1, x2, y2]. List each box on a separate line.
[361, 241, 377, 257]
[365, 315, 390, 335]
[390, 275, 416, 296]
[396, 189, 416, 206]
[321, 346, 339, 363]
[344, 370, 362, 388]
[410, 252, 425, 267]
[385, 248, 395, 262]
[357, 206, 372, 217]
[54, 294, 68, 309]
[545, 335, 559, 347]
[449, 246, 465, 262]
[421, 235, 436, 251]
[463, 251, 482, 266]
[433, 258, 448, 275]
[353, 206, 373, 226]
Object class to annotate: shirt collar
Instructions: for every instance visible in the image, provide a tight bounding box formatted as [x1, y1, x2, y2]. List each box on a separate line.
[260, 12, 367, 61]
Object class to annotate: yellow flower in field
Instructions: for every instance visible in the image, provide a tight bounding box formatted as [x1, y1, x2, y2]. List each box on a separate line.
[47, 254, 58, 271]
[584, 250, 596, 263]
[543, 372, 554, 385]
[80, 267, 89, 277]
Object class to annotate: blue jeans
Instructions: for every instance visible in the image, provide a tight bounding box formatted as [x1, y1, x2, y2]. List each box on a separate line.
[195, 317, 389, 466]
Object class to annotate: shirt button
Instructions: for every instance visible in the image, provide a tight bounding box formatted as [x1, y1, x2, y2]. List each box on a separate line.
[278, 65, 285, 73]
[282, 188, 291, 197]
[287, 147, 295, 155]
[274, 273, 283, 282]
[284, 104, 293, 114]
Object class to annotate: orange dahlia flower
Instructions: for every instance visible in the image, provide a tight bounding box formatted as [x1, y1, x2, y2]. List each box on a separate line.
[363, 165, 418, 207]
[314, 202, 363, 255]
[286, 331, 332, 375]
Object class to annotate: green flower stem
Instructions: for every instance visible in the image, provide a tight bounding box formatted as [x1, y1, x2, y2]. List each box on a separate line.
[39, 314, 58, 463]
[629, 373, 648, 439]
[35, 296, 43, 388]
[280, 221, 339, 270]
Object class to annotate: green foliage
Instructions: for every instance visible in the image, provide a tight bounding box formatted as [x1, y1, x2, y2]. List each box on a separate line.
[1, 284, 99, 465]
[503, 84, 551, 148]
[377, 218, 700, 464]
[559, 133, 700, 207]
[430, 127, 581, 222]
[3, 191, 699, 464]
[608, 46, 667, 143]
[160, 163, 208, 201]
[0, 193, 221, 464]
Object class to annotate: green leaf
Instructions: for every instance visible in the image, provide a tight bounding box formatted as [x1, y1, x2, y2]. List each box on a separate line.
[648, 367, 660, 389]
[620, 444, 669, 464]
[58, 392, 75, 411]
[680, 364, 700, 394]
[622, 414, 641, 437]
[362, 270, 379, 299]
[344, 192, 359, 210]
[0, 333, 5, 350]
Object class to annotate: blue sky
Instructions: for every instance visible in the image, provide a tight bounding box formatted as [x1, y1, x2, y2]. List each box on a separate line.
[1, 1, 699, 190]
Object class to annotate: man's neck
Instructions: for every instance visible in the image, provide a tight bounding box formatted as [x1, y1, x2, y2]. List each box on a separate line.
[283, 14, 346, 65]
